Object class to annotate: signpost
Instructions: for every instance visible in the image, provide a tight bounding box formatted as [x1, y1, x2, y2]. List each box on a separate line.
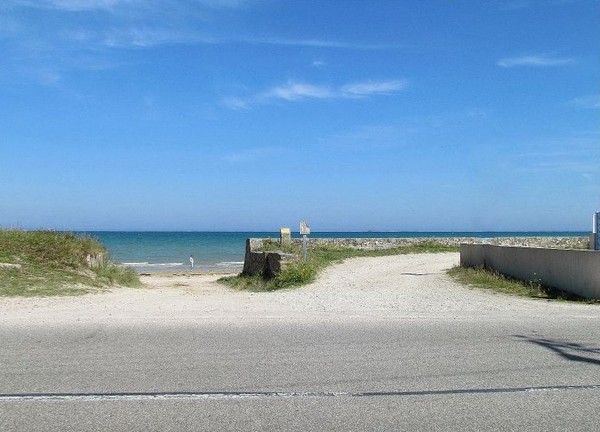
[300, 221, 310, 262]
[593, 212, 600, 251]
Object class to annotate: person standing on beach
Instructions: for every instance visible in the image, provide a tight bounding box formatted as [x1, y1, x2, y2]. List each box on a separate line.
[189, 255, 194, 270]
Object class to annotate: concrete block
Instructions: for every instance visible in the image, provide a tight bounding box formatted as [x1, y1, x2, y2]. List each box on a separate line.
[460, 244, 600, 300]
[280, 228, 291, 247]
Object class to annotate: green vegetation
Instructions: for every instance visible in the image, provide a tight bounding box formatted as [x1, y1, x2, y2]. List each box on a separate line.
[0, 230, 141, 297]
[219, 240, 458, 292]
[447, 266, 593, 302]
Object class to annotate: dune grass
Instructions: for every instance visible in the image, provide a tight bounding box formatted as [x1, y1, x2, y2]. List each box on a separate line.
[0, 230, 141, 297]
[447, 266, 594, 302]
[219, 240, 458, 292]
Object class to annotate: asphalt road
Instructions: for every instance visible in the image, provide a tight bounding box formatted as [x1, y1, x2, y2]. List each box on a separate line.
[1, 313, 600, 431]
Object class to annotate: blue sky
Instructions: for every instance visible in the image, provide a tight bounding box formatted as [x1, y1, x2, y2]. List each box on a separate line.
[0, 0, 598, 231]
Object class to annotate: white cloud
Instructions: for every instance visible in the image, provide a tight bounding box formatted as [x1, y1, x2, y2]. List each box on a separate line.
[101, 27, 220, 48]
[53, 0, 125, 10]
[8, 0, 131, 11]
[323, 125, 406, 151]
[3, 0, 398, 55]
[79, 30, 390, 50]
[264, 82, 334, 101]
[226, 79, 407, 109]
[508, 134, 600, 178]
[222, 146, 290, 163]
[2, 0, 402, 87]
[341, 80, 407, 96]
[569, 95, 600, 109]
[238, 36, 393, 50]
[194, 0, 249, 9]
[222, 97, 249, 110]
[498, 0, 586, 11]
[9, 0, 248, 11]
[497, 54, 575, 67]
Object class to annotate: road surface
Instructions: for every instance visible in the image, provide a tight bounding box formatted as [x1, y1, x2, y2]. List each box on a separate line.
[1, 253, 598, 431]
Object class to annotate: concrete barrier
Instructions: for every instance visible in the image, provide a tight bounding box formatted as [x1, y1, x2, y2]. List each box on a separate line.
[460, 244, 600, 300]
[242, 239, 295, 278]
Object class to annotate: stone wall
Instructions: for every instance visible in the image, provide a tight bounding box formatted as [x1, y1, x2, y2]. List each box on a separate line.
[242, 236, 590, 278]
[277, 236, 589, 250]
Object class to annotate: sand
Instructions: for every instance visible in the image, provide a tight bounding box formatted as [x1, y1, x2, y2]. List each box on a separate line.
[1, 253, 596, 327]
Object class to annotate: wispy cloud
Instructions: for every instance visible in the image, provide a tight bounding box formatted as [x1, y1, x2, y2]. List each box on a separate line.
[69, 30, 393, 50]
[319, 109, 489, 151]
[9, 0, 248, 12]
[237, 36, 395, 50]
[225, 79, 407, 109]
[5, 0, 390, 51]
[341, 80, 407, 96]
[569, 95, 600, 109]
[498, 0, 587, 11]
[265, 82, 335, 101]
[192, 0, 250, 9]
[1, 0, 400, 85]
[0, 0, 255, 83]
[322, 125, 407, 151]
[6, 0, 131, 12]
[497, 54, 575, 68]
[100, 28, 219, 48]
[507, 134, 600, 179]
[222, 146, 290, 163]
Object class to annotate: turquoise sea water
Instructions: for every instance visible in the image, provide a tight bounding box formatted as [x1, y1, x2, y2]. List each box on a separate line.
[86, 231, 587, 273]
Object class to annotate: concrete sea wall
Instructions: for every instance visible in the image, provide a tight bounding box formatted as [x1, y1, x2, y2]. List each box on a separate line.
[460, 243, 600, 300]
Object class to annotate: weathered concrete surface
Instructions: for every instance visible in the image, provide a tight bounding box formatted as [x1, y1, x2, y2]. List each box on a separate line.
[242, 239, 267, 276]
[241, 239, 293, 278]
[460, 244, 600, 300]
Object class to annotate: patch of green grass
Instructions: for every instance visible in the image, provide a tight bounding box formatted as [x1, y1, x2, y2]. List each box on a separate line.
[219, 274, 266, 291]
[93, 262, 142, 288]
[0, 230, 104, 268]
[219, 261, 319, 292]
[0, 229, 141, 297]
[258, 239, 299, 254]
[0, 266, 95, 297]
[447, 266, 594, 302]
[220, 240, 458, 292]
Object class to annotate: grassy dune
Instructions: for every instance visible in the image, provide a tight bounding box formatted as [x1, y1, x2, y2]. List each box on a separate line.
[0, 230, 140, 297]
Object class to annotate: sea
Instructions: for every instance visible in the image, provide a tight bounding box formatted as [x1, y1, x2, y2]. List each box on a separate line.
[83, 231, 587, 274]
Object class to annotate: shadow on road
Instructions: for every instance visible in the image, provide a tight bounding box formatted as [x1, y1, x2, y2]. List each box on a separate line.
[515, 335, 600, 366]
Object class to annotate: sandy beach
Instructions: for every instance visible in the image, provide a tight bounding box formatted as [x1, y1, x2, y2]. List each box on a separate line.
[2, 252, 597, 328]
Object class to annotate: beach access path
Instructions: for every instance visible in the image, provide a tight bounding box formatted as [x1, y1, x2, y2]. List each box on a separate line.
[1, 252, 599, 431]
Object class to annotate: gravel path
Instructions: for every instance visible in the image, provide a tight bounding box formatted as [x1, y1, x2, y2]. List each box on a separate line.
[1, 253, 597, 327]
